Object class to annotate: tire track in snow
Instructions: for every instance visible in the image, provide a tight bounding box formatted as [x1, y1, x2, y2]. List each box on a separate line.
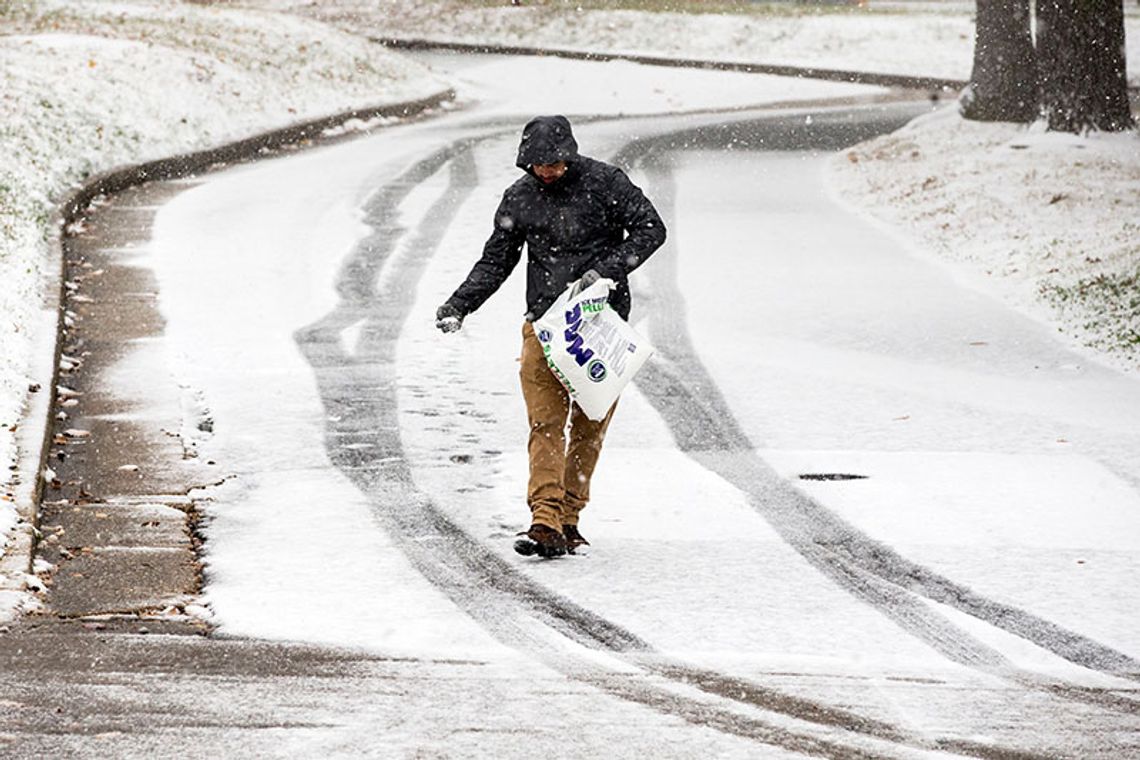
[291, 127, 1053, 760]
[611, 107, 1140, 709]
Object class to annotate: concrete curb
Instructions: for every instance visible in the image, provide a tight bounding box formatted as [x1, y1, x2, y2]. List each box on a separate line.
[380, 37, 1140, 96]
[0, 88, 454, 614]
[57, 90, 456, 223]
[377, 37, 969, 93]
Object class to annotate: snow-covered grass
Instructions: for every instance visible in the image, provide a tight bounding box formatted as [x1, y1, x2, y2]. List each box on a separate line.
[0, 0, 447, 621]
[261, 0, 979, 80]
[828, 108, 1140, 372]
[251, 0, 1139, 85]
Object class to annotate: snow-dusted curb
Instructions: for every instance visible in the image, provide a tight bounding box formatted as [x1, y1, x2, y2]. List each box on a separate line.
[56, 91, 454, 221]
[275, 1, 1140, 89]
[0, 89, 453, 623]
[378, 37, 968, 93]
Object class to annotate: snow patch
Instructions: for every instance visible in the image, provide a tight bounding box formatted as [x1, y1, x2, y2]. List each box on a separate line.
[828, 105, 1140, 373]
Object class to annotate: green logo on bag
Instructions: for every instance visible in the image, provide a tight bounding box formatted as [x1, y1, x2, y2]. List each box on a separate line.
[587, 359, 607, 382]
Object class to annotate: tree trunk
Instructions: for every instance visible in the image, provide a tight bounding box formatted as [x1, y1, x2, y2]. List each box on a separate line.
[961, 0, 1038, 122]
[1037, 0, 1135, 132]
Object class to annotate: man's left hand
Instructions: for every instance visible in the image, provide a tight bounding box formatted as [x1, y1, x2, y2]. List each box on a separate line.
[435, 303, 464, 333]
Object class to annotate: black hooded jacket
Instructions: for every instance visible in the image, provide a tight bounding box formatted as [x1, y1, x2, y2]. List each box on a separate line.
[445, 115, 666, 322]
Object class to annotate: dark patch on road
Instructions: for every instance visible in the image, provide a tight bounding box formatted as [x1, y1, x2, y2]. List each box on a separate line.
[0, 621, 545, 759]
[36, 181, 218, 622]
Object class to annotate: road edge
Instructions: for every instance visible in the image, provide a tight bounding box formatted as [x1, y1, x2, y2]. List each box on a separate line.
[377, 37, 968, 93]
[377, 37, 1140, 96]
[0, 89, 455, 621]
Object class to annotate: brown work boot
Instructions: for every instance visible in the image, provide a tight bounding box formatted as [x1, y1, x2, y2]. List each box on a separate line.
[563, 524, 590, 553]
[514, 524, 567, 558]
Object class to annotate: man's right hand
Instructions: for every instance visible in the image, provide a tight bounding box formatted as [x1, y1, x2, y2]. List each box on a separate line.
[570, 268, 602, 298]
[435, 303, 464, 334]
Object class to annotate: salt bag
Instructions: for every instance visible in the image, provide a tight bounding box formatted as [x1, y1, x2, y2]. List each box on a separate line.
[532, 277, 654, 421]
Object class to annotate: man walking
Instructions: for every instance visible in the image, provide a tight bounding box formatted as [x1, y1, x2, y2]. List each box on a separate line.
[435, 115, 666, 557]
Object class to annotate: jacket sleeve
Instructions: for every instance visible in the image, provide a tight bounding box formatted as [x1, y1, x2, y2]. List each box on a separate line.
[593, 169, 666, 280]
[445, 191, 525, 316]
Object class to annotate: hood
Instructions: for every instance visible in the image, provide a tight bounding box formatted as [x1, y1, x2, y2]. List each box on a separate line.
[515, 115, 579, 173]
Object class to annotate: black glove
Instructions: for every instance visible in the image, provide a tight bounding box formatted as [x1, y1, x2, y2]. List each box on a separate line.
[435, 303, 463, 334]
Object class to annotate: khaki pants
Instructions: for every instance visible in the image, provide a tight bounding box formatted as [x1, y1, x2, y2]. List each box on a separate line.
[519, 322, 616, 531]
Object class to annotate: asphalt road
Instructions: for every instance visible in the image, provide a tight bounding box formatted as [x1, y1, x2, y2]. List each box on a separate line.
[4, 53, 1139, 759]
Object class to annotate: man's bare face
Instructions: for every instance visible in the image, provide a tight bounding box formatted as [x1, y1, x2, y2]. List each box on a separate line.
[533, 161, 567, 184]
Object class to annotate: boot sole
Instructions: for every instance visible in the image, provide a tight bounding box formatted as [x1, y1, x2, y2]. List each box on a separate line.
[513, 537, 566, 558]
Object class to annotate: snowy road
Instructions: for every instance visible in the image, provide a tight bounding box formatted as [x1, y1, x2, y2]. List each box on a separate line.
[140, 54, 1140, 757]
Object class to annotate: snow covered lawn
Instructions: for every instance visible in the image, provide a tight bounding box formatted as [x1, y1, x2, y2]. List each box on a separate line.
[0, 0, 446, 621]
[828, 109, 1140, 373]
[253, 0, 1140, 86]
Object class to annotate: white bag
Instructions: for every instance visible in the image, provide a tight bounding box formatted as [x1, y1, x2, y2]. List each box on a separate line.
[532, 278, 654, 421]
